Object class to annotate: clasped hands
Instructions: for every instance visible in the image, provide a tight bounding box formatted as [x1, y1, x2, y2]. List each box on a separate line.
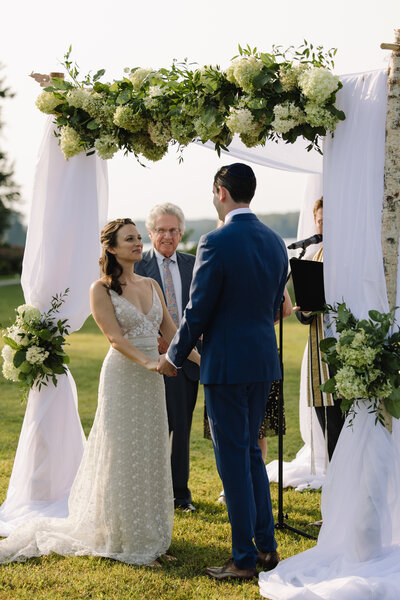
[157, 354, 177, 377]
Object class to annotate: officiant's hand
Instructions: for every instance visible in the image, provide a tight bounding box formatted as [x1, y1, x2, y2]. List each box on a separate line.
[157, 354, 177, 377]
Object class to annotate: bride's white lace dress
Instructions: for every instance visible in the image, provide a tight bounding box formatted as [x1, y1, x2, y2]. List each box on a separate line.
[0, 285, 174, 564]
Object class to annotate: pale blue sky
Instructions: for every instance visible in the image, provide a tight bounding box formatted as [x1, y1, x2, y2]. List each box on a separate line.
[1, 0, 398, 223]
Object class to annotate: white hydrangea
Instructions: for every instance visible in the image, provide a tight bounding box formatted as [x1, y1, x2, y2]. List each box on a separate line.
[113, 106, 146, 133]
[66, 88, 91, 109]
[16, 305, 42, 326]
[129, 68, 153, 91]
[279, 63, 309, 91]
[35, 91, 63, 114]
[5, 325, 29, 346]
[226, 107, 255, 135]
[94, 135, 119, 160]
[2, 344, 15, 362]
[60, 125, 83, 159]
[304, 103, 338, 130]
[227, 56, 264, 93]
[298, 67, 340, 103]
[26, 346, 49, 365]
[271, 102, 306, 134]
[2, 359, 19, 382]
[143, 86, 164, 109]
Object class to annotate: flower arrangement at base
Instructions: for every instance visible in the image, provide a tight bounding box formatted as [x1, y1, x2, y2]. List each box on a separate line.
[35, 42, 345, 163]
[1, 290, 70, 399]
[320, 302, 400, 426]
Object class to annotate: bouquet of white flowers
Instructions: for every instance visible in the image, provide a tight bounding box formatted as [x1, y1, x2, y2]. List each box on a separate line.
[1, 290, 70, 398]
[320, 302, 400, 424]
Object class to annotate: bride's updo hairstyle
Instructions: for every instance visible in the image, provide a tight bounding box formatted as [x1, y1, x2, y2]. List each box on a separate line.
[99, 218, 136, 295]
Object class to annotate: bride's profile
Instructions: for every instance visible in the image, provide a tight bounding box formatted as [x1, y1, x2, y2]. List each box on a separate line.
[0, 217, 200, 566]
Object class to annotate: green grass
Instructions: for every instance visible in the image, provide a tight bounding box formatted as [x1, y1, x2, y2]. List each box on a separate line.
[0, 284, 318, 600]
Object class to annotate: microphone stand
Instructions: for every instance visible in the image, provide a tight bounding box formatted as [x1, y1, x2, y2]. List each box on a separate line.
[274, 289, 317, 541]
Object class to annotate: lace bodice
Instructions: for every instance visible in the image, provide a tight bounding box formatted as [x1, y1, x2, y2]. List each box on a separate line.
[109, 283, 162, 340]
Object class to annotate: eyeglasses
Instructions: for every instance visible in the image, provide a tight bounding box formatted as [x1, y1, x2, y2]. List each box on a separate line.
[153, 228, 181, 236]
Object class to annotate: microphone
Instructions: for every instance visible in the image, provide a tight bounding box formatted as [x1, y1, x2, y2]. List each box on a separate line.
[287, 234, 323, 250]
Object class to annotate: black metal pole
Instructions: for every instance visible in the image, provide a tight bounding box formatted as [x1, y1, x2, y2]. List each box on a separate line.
[274, 296, 317, 541]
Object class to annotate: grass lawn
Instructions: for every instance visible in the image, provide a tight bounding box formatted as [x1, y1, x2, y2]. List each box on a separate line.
[0, 284, 319, 600]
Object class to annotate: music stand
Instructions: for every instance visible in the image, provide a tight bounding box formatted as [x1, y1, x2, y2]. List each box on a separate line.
[274, 262, 323, 540]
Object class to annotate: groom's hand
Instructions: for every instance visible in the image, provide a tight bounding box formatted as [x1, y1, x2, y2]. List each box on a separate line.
[157, 354, 177, 377]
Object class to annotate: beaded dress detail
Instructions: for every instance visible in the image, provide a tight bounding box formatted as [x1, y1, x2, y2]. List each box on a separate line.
[0, 283, 174, 564]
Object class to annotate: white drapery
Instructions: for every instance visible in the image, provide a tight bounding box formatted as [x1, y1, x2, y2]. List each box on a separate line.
[0, 119, 108, 535]
[259, 68, 400, 599]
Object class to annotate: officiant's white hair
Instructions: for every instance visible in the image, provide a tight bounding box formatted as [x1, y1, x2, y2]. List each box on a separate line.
[146, 203, 185, 233]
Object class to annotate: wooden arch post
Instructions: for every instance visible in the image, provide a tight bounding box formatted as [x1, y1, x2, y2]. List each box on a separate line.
[381, 28, 400, 432]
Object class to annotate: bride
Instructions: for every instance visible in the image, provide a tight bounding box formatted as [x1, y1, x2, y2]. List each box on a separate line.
[0, 217, 200, 566]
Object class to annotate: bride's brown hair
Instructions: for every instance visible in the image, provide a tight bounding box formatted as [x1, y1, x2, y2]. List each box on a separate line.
[99, 218, 136, 295]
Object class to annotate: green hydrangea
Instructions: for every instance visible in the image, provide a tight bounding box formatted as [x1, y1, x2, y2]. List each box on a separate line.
[60, 126, 83, 159]
[36, 91, 63, 114]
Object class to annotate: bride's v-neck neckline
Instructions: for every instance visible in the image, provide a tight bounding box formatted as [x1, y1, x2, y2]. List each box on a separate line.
[112, 283, 155, 317]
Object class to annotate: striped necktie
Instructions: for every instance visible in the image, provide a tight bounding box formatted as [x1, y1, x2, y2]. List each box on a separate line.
[162, 258, 180, 327]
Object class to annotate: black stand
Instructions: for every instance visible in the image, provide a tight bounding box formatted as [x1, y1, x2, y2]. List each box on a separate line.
[274, 300, 317, 541]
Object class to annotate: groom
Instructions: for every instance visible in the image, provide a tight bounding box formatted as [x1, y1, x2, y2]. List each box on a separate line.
[158, 163, 288, 579]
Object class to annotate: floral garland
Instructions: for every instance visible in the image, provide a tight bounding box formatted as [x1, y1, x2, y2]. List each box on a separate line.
[320, 303, 400, 425]
[1, 290, 70, 399]
[35, 43, 345, 162]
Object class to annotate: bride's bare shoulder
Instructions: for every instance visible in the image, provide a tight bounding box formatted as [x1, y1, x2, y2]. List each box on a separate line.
[90, 278, 110, 297]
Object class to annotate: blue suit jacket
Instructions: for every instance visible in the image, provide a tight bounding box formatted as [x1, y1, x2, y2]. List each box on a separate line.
[134, 248, 199, 381]
[168, 213, 288, 385]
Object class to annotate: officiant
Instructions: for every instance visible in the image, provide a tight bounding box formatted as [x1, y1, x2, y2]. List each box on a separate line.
[135, 203, 199, 512]
[295, 197, 344, 460]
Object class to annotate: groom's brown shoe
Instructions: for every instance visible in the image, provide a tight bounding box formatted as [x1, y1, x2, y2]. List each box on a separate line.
[257, 550, 279, 571]
[205, 558, 257, 580]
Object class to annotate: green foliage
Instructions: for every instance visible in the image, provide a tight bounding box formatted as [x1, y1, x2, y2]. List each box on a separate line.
[38, 43, 344, 163]
[1, 290, 71, 398]
[320, 302, 400, 425]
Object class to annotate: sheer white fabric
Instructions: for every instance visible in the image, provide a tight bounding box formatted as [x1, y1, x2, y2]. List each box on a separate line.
[0, 286, 174, 564]
[0, 118, 108, 535]
[259, 68, 400, 599]
[267, 174, 327, 490]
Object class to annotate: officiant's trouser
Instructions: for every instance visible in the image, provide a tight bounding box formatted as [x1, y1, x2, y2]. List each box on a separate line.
[164, 370, 198, 505]
[205, 380, 277, 570]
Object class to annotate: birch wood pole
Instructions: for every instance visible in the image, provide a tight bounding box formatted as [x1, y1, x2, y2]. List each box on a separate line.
[381, 29, 400, 433]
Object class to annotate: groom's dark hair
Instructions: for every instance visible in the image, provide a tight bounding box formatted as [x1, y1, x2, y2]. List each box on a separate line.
[214, 163, 256, 204]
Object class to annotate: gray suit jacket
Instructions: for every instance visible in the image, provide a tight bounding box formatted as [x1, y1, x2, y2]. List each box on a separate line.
[134, 248, 200, 381]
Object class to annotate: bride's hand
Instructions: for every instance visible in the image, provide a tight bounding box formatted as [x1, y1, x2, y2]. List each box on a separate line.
[144, 359, 159, 372]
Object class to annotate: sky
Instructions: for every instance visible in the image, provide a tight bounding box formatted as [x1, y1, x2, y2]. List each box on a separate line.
[1, 0, 399, 225]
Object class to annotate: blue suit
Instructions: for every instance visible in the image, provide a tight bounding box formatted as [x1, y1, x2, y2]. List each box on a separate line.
[168, 212, 288, 568]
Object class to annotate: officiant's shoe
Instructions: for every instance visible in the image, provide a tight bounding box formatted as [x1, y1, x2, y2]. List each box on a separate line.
[205, 558, 257, 580]
[257, 550, 279, 571]
[175, 502, 196, 512]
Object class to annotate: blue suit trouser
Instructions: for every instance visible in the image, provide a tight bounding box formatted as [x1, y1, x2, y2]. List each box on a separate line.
[204, 381, 277, 569]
